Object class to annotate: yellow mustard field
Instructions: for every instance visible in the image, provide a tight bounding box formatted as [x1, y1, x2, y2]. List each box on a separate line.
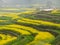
[0, 9, 60, 45]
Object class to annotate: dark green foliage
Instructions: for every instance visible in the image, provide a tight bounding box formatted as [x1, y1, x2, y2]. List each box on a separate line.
[0, 16, 12, 20]
[53, 35, 60, 45]
[5, 34, 36, 45]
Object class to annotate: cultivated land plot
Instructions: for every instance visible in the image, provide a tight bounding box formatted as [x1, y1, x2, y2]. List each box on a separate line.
[0, 8, 60, 45]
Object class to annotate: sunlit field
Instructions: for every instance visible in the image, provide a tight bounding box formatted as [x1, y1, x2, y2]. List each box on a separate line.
[0, 8, 60, 45]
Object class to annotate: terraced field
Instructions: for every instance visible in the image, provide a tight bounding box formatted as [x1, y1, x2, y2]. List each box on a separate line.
[0, 9, 60, 45]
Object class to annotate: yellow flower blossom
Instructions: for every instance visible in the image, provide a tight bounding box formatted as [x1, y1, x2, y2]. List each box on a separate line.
[20, 10, 35, 14]
[17, 18, 60, 28]
[4, 24, 40, 33]
[35, 32, 55, 40]
[45, 43, 51, 45]
[17, 20, 39, 25]
[27, 32, 54, 45]
[0, 34, 6, 40]
[0, 26, 30, 35]
[0, 35, 17, 45]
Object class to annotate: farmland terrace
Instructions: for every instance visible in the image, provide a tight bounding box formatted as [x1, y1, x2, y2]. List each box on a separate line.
[0, 9, 60, 45]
